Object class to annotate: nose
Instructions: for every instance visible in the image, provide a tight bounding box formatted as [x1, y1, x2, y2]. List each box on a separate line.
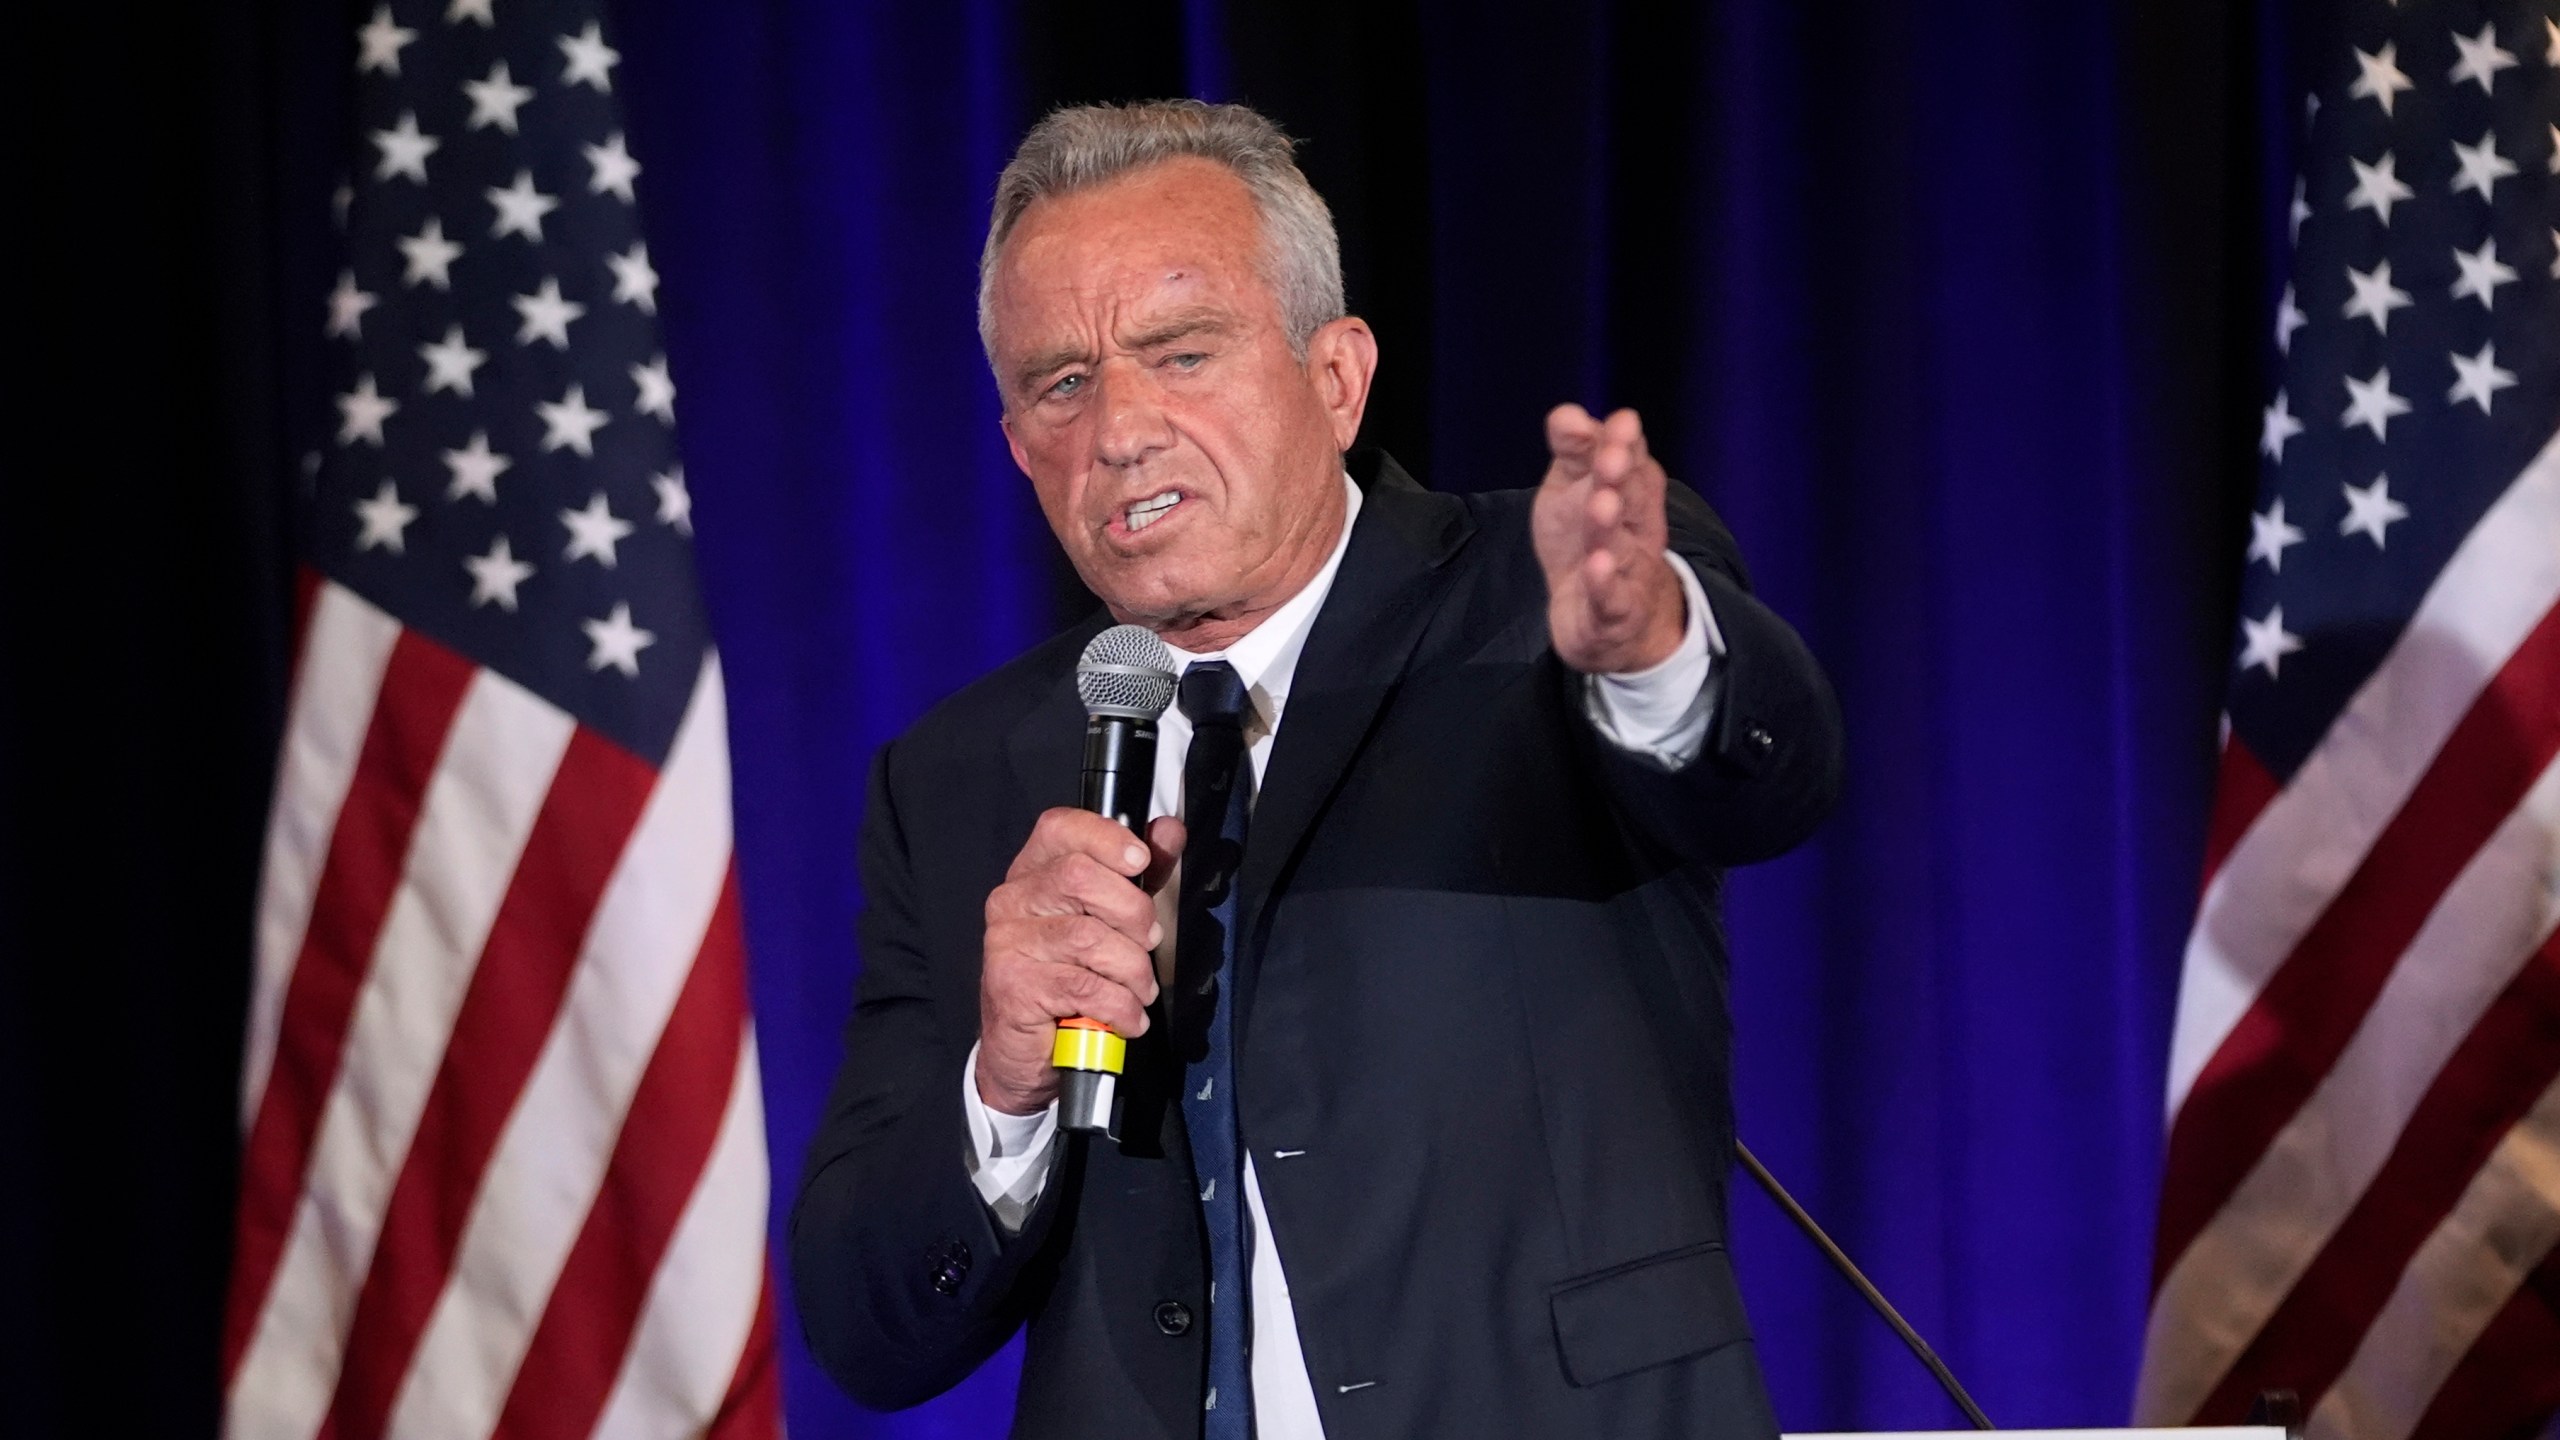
[1091, 361, 1175, 471]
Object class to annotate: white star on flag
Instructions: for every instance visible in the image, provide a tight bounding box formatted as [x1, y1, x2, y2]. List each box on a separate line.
[537, 384, 611, 456]
[2446, 342, 2517, 414]
[2449, 239, 2519, 308]
[2446, 22, 2518, 93]
[607, 243, 660, 312]
[2344, 152, 2415, 225]
[418, 324, 489, 397]
[2338, 475, 2409, 548]
[581, 602, 655, 677]
[486, 170, 560, 242]
[512, 277, 587, 349]
[326, 270, 379, 339]
[2348, 42, 2414, 115]
[353, 481, 419, 553]
[584, 132, 641, 203]
[397, 217, 464, 289]
[355, 4, 417, 76]
[560, 493, 637, 567]
[442, 429, 513, 502]
[250, 4, 786, 1434]
[2289, 177, 2311, 243]
[631, 356, 676, 423]
[2238, 606, 2303, 679]
[2274, 284, 2307, 354]
[464, 534, 536, 610]
[559, 22, 621, 91]
[653, 468, 693, 535]
[2340, 367, 2411, 440]
[2341, 260, 2413, 334]
[2140, 10, 2560, 1435]
[2248, 498, 2306, 573]
[369, 111, 440, 185]
[2450, 132, 2519, 202]
[2261, 389, 2306, 462]
[462, 60, 534, 134]
[336, 373, 399, 446]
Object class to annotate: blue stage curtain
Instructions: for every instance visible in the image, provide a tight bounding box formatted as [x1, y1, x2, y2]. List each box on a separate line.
[605, 0, 2257, 1433]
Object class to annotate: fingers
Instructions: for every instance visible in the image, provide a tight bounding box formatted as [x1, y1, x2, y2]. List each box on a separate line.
[1581, 537, 1650, 625]
[981, 806, 1168, 1088]
[1585, 411, 1667, 560]
[1006, 806, 1151, 885]
[1587, 410, 1657, 496]
[987, 845, 1152, 933]
[985, 912, 1159, 1026]
[1544, 403, 1601, 481]
[1546, 402, 1601, 451]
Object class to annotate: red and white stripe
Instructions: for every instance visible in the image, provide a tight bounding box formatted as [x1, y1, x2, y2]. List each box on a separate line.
[2138, 430, 2560, 1435]
[224, 579, 782, 1440]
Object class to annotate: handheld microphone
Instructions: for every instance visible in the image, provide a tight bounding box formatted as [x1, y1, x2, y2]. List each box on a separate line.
[1059, 624, 1177, 1136]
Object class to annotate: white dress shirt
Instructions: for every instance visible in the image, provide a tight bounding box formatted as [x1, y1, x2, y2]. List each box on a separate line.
[962, 474, 1725, 1437]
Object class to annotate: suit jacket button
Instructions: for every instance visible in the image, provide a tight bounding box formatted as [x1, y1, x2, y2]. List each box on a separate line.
[927, 1239, 972, 1296]
[1745, 722, 1774, 752]
[1153, 1300, 1193, 1336]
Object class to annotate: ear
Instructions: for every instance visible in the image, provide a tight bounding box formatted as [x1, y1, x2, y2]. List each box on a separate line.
[1305, 316, 1378, 452]
[998, 411, 1034, 478]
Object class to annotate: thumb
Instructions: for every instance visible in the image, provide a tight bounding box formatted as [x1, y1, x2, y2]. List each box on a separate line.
[1142, 815, 1187, 893]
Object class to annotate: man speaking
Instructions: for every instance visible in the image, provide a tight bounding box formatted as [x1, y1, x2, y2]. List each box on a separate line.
[792, 100, 1843, 1439]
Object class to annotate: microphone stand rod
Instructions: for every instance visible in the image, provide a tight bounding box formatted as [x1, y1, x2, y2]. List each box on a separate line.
[1735, 1141, 1994, 1432]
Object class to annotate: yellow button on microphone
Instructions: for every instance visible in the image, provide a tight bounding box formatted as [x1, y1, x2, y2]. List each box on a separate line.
[1051, 1017, 1127, 1074]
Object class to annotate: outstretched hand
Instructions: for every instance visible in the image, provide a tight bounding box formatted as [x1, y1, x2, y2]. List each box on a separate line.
[1532, 404, 1687, 675]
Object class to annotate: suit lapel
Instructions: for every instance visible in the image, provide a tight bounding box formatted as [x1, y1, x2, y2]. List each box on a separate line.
[1237, 459, 1475, 986]
[1001, 465, 1475, 1144]
[1005, 659, 1090, 816]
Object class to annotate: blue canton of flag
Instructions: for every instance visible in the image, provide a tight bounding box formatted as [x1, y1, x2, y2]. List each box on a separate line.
[2143, 3, 2560, 1436]
[315, 0, 701, 766]
[2229, 2, 2558, 775]
[226, 5, 783, 1440]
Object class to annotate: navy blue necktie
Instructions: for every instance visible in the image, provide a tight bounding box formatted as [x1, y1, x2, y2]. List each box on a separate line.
[1176, 660, 1252, 1438]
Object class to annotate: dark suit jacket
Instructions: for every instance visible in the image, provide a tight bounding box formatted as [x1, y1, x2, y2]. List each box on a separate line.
[793, 451, 1844, 1439]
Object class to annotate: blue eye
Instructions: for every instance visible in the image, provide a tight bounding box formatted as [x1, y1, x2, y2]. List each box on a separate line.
[1166, 352, 1205, 370]
[1046, 373, 1085, 399]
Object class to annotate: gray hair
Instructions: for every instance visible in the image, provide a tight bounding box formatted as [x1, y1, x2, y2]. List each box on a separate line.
[976, 100, 1346, 365]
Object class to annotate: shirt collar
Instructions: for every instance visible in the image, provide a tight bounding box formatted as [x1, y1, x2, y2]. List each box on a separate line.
[1162, 471, 1364, 728]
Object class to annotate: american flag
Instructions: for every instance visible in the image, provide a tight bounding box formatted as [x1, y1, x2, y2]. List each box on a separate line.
[2137, 3, 2560, 1436]
[220, 4, 783, 1438]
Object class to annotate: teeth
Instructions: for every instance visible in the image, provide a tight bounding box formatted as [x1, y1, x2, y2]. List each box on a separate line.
[1127, 493, 1180, 531]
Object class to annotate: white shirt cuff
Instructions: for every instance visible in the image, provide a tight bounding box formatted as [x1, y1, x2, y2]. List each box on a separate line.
[1582, 552, 1724, 769]
[962, 1041, 1060, 1234]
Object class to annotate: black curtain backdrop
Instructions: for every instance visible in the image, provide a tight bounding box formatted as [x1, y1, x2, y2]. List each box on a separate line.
[2, 0, 2269, 1435]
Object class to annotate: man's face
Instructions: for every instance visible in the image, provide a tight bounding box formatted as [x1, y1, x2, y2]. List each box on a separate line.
[988, 157, 1372, 648]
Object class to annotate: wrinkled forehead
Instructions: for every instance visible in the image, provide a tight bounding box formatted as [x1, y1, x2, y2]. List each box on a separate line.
[988, 159, 1281, 354]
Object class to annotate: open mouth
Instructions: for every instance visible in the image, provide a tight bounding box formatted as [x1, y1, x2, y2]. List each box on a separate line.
[1125, 491, 1182, 532]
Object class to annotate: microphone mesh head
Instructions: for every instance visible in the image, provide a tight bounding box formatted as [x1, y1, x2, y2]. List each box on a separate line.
[1076, 624, 1177, 719]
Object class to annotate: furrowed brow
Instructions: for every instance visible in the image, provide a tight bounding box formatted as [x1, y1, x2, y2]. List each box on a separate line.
[1014, 346, 1092, 393]
[1122, 309, 1232, 352]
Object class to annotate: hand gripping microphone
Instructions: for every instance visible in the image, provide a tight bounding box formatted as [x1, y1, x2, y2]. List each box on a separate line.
[1058, 624, 1177, 1135]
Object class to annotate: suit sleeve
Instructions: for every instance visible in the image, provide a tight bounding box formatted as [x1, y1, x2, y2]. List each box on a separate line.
[789, 739, 1064, 1410]
[1574, 481, 1845, 867]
